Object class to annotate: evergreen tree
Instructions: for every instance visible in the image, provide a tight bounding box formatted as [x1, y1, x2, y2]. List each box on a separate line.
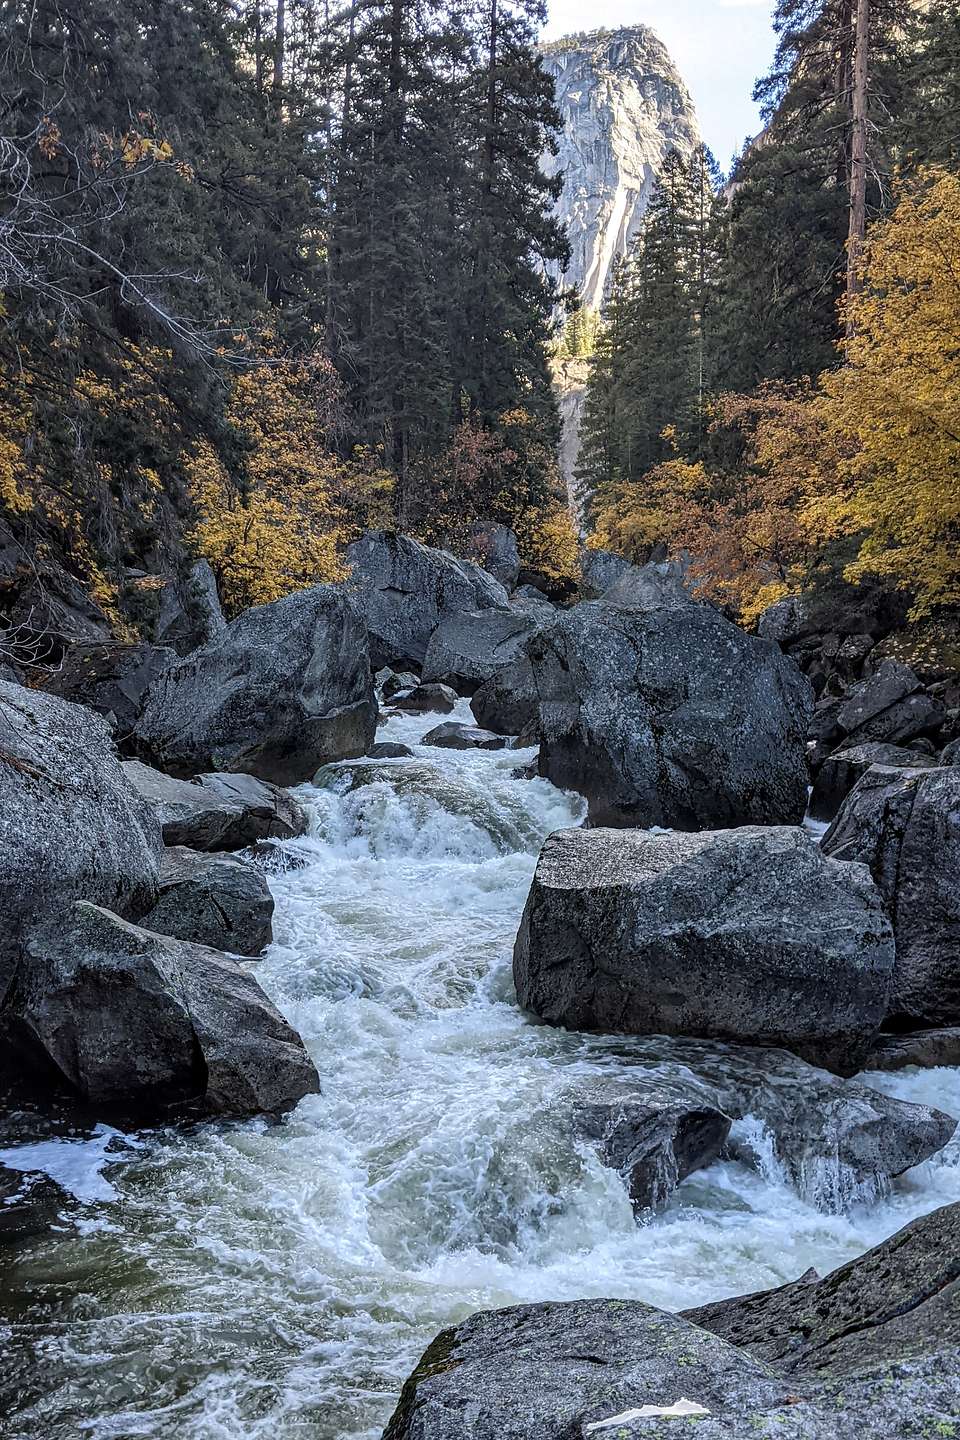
[577, 145, 722, 508]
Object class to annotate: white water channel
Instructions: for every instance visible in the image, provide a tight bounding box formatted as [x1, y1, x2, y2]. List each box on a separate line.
[2, 699, 960, 1439]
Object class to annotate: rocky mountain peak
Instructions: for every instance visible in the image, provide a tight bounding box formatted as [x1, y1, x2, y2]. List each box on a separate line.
[541, 25, 701, 311]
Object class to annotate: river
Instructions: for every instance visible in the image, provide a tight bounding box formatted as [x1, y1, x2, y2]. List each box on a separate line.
[2, 700, 959, 1439]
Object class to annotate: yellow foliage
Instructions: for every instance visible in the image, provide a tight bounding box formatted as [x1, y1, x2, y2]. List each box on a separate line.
[823, 170, 960, 617]
[515, 503, 581, 584]
[189, 350, 395, 612]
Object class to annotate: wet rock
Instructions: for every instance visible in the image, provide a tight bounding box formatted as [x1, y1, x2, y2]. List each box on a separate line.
[823, 765, 960, 1026]
[572, 1084, 730, 1213]
[381, 671, 420, 701]
[0, 1165, 72, 1244]
[942, 737, 960, 765]
[808, 742, 938, 822]
[422, 609, 542, 696]
[0, 682, 163, 1011]
[462, 521, 520, 592]
[421, 722, 510, 752]
[382, 1297, 797, 1440]
[470, 655, 540, 736]
[154, 560, 227, 655]
[42, 642, 176, 739]
[140, 847, 274, 956]
[530, 591, 813, 829]
[122, 761, 307, 852]
[684, 1199, 960, 1381]
[12, 902, 318, 1116]
[345, 531, 508, 669]
[514, 827, 894, 1075]
[865, 1027, 960, 1072]
[136, 584, 376, 784]
[392, 683, 458, 715]
[710, 1049, 956, 1212]
[368, 742, 415, 760]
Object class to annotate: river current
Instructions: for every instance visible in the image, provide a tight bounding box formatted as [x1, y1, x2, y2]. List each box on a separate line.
[2, 700, 959, 1439]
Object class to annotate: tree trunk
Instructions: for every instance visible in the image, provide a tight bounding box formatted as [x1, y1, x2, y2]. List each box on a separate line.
[273, 0, 286, 101]
[846, 0, 869, 333]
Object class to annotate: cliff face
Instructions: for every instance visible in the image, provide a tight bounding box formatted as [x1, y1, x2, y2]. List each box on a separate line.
[542, 27, 701, 311]
[542, 27, 701, 503]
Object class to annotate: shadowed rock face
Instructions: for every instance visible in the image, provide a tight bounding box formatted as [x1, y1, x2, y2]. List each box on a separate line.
[541, 27, 701, 311]
[823, 765, 960, 1027]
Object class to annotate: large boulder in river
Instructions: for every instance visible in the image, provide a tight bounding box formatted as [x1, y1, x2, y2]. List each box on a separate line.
[0, 682, 162, 1006]
[422, 608, 542, 695]
[140, 847, 274, 955]
[122, 761, 307, 851]
[136, 584, 376, 784]
[345, 531, 509, 669]
[529, 588, 814, 828]
[514, 827, 894, 1075]
[571, 1083, 731, 1213]
[823, 765, 960, 1027]
[10, 902, 318, 1116]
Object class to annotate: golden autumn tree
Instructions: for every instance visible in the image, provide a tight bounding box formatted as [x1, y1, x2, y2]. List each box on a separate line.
[821, 170, 960, 617]
[189, 347, 394, 612]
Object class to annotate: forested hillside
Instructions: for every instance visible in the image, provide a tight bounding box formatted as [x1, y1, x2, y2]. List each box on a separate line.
[581, 0, 960, 648]
[0, 0, 575, 658]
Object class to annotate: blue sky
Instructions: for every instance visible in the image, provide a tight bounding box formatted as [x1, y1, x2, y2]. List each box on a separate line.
[542, 0, 779, 171]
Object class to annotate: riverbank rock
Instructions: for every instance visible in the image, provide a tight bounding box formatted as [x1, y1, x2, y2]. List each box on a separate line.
[572, 1084, 730, 1213]
[462, 521, 520, 591]
[0, 682, 162, 1010]
[368, 741, 416, 760]
[865, 1027, 960, 1072]
[422, 608, 542, 695]
[42, 642, 175, 738]
[345, 531, 508, 669]
[136, 585, 376, 784]
[140, 847, 274, 956]
[12, 902, 318, 1116]
[470, 654, 540, 736]
[382, 1298, 797, 1440]
[422, 722, 509, 752]
[514, 827, 894, 1075]
[530, 593, 813, 828]
[823, 765, 960, 1026]
[154, 560, 227, 655]
[808, 741, 938, 821]
[385, 1204, 960, 1439]
[684, 1199, 960, 1381]
[123, 761, 307, 851]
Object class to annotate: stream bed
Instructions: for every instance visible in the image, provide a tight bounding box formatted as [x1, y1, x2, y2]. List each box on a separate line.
[2, 701, 959, 1439]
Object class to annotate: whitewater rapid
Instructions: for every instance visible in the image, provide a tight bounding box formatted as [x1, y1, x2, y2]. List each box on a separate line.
[2, 700, 959, 1440]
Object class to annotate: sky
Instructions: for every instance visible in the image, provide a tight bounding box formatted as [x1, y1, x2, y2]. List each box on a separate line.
[542, 0, 779, 171]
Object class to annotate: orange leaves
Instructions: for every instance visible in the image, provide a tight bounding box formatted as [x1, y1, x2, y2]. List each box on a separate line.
[37, 117, 61, 161]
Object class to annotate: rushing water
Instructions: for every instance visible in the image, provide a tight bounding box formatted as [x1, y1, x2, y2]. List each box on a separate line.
[2, 700, 960, 1440]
